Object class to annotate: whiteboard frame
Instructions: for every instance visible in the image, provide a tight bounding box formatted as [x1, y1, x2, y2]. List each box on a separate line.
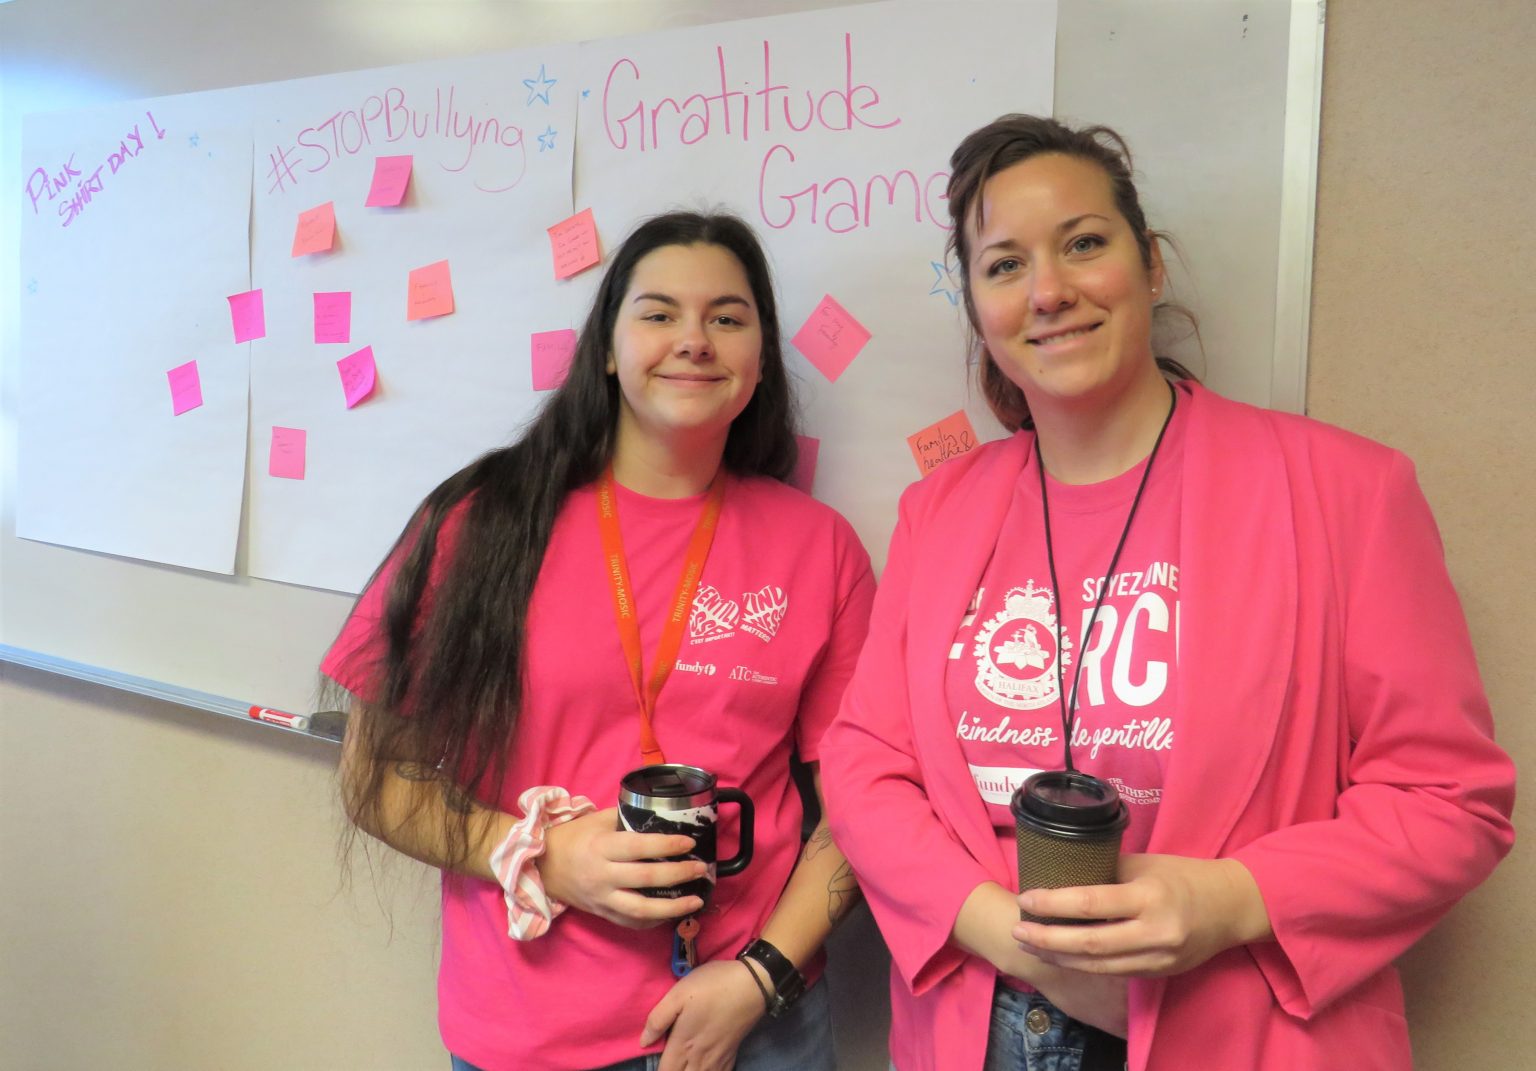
[1272, 0, 1327, 413]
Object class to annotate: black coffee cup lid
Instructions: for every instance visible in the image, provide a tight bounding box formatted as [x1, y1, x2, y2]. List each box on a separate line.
[1010, 770, 1129, 838]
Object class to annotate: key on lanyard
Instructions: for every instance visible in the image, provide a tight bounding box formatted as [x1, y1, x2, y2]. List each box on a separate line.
[671, 917, 700, 978]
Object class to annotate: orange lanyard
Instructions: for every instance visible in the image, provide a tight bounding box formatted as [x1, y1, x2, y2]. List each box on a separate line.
[596, 466, 727, 766]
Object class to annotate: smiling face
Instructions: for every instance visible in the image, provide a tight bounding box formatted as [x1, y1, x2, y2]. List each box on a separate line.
[966, 153, 1164, 421]
[607, 242, 764, 455]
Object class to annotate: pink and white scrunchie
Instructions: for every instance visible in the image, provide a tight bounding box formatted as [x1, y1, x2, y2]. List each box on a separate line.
[488, 785, 596, 941]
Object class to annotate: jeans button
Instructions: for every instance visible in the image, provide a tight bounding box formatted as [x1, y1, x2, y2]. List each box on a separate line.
[1025, 1007, 1052, 1036]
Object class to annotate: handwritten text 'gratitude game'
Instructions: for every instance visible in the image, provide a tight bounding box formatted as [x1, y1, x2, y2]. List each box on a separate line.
[24, 111, 168, 229]
[601, 34, 948, 235]
[262, 86, 529, 197]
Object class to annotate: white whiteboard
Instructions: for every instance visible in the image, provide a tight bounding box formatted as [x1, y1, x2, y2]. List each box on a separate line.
[0, 0, 1323, 716]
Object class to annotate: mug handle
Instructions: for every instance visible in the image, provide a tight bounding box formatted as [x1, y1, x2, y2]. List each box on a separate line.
[714, 787, 754, 877]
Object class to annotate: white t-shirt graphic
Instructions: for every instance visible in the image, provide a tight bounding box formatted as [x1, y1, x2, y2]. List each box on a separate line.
[948, 407, 1186, 865]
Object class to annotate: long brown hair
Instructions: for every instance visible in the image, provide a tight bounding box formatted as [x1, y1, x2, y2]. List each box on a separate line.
[944, 114, 1198, 431]
[334, 211, 798, 869]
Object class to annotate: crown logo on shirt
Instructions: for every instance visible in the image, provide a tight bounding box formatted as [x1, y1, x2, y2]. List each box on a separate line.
[972, 581, 1068, 710]
[1003, 581, 1055, 622]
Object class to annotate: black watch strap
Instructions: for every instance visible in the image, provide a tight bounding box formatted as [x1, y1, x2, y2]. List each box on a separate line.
[737, 938, 807, 1018]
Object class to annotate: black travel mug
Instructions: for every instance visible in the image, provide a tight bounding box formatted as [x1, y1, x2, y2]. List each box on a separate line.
[617, 763, 755, 903]
[1011, 770, 1129, 924]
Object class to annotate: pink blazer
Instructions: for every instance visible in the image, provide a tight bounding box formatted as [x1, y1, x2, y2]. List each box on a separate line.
[821, 383, 1515, 1071]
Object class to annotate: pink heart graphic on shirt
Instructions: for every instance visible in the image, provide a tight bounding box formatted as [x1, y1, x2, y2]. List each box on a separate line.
[741, 585, 788, 642]
[690, 584, 740, 640]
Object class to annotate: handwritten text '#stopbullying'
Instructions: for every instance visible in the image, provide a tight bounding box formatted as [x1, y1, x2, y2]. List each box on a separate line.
[263, 85, 529, 197]
[602, 34, 951, 235]
[24, 112, 167, 229]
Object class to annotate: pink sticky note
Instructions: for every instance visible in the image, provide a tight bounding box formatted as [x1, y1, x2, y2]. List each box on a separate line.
[407, 260, 455, 321]
[166, 360, 203, 415]
[531, 329, 579, 391]
[313, 291, 352, 343]
[791, 295, 871, 382]
[291, 201, 336, 256]
[269, 426, 307, 480]
[227, 289, 266, 343]
[789, 435, 820, 495]
[337, 346, 378, 408]
[365, 155, 413, 207]
[547, 208, 601, 280]
[906, 410, 980, 477]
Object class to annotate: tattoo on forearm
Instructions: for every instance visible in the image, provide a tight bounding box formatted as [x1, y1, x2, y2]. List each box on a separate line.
[441, 781, 478, 816]
[395, 761, 477, 815]
[802, 825, 834, 862]
[826, 861, 860, 924]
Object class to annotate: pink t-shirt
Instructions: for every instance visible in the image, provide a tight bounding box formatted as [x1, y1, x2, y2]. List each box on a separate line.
[948, 397, 1186, 868]
[323, 474, 874, 1071]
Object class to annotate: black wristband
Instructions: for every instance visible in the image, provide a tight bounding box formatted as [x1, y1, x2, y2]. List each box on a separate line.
[736, 938, 807, 1019]
[739, 957, 774, 1014]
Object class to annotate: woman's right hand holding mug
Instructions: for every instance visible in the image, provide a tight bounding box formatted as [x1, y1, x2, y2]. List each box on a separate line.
[539, 807, 706, 928]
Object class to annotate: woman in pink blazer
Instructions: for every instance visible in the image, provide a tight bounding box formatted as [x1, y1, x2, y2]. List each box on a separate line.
[819, 115, 1515, 1071]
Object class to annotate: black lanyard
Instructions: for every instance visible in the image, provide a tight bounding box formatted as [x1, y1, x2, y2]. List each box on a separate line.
[1037, 381, 1177, 772]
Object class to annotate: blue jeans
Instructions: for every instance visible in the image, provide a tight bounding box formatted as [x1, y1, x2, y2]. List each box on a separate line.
[982, 985, 1110, 1071]
[450, 979, 834, 1071]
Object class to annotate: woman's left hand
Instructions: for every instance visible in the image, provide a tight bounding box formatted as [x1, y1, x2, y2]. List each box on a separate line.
[640, 958, 766, 1071]
[1012, 854, 1273, 977]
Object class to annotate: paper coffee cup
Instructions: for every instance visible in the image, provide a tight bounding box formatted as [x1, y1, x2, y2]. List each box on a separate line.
[1010, 770, 1129, 924]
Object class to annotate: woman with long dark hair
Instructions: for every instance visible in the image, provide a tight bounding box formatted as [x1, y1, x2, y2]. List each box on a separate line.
[325, 211, 873, 1071]
[820, 116, 1515, 1070]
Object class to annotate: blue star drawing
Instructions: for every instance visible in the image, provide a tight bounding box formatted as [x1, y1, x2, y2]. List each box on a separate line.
[929, 260, 963, 305]
[188, 133, 200, 147]
[581, 89, 591, 99]
[523, 64, 557, 106]
[537, 126, 558, 152]
[26, 278, 38, 294]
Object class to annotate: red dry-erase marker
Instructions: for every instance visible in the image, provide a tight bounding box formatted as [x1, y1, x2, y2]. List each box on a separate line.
[248, 706, 311, 731]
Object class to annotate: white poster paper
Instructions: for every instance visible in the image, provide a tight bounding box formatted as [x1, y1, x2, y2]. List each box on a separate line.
[17, 103, 252, 574]
[245, 47, 581, 592]
[573, 1, 1057, 555]
[16, 1, 1057, 594]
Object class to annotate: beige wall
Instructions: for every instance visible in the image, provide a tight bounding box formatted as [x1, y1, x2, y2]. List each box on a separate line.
[1308, 1, 1535, 1064]
[2, 2, 1532, 1068]
[0, 669, 448, 1068]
